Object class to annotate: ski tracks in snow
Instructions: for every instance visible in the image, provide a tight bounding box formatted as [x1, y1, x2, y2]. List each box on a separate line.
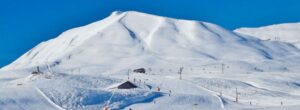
[34, 87, 65, 110]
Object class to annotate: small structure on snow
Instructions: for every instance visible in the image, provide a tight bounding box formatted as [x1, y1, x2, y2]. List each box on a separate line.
[32, 66, 43, 75]
[133, 68, 146, 73]
[117, 81, 137, 89]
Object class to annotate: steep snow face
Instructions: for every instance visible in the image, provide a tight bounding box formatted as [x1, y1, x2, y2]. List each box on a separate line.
[235, 23, 300, 48]
[2, 11, 300, 71]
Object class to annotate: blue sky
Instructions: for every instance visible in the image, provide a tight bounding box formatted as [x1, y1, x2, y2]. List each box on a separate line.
[1, 0, 300, 68]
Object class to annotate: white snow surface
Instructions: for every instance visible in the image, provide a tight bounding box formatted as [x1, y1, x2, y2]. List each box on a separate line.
[235, 22, 300, 48]
[1, 11, 300, 110]
[2, 11, 300, 71]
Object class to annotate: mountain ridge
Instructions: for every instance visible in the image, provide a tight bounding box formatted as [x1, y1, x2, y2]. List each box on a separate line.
[2, 11, 300, 71]
[235, 22, 300, 48]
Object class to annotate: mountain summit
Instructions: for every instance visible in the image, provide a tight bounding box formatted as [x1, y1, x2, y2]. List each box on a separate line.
[2, 11, 300, 71]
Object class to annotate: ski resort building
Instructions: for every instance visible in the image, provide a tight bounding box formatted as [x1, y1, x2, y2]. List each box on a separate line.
[133, 68, 146, 73]
[117, 81, 138, 89]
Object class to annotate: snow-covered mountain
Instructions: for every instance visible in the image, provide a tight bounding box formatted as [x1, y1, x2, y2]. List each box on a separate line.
[2, 11, 300, 110]
[2, 11, 300, 72]
[235, 23, 300, 48]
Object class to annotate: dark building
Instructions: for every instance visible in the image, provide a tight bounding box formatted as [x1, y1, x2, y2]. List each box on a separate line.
[133, 68, 146, 73]
[117, 81, 138, 89]
[31, 66, 43, 75]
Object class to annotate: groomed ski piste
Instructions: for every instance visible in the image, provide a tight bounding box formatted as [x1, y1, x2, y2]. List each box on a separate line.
[1, 11, 300, 110]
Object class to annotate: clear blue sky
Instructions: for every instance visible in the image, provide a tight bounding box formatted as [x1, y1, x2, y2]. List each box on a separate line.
[1, 0, 300, 68]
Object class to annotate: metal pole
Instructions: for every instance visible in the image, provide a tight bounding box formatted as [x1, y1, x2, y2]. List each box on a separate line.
[222, 63, 225, 74]
[127, 69, 130, 81]
[236, 88, 238, 103]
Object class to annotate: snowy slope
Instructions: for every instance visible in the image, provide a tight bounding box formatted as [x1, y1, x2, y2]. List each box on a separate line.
[1, 11, 300, 110]
[0, 87, 62, 110]
[2, 11, 300, 72]
[235, 23, 300, 48]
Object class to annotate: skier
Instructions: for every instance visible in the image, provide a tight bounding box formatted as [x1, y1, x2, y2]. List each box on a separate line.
[157, 87, 161, 92]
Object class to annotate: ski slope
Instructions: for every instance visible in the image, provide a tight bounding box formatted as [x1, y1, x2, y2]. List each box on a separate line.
[1, 11, 300, 110]
[2, 67, 300, 110]
[0, 86, 62, 110]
